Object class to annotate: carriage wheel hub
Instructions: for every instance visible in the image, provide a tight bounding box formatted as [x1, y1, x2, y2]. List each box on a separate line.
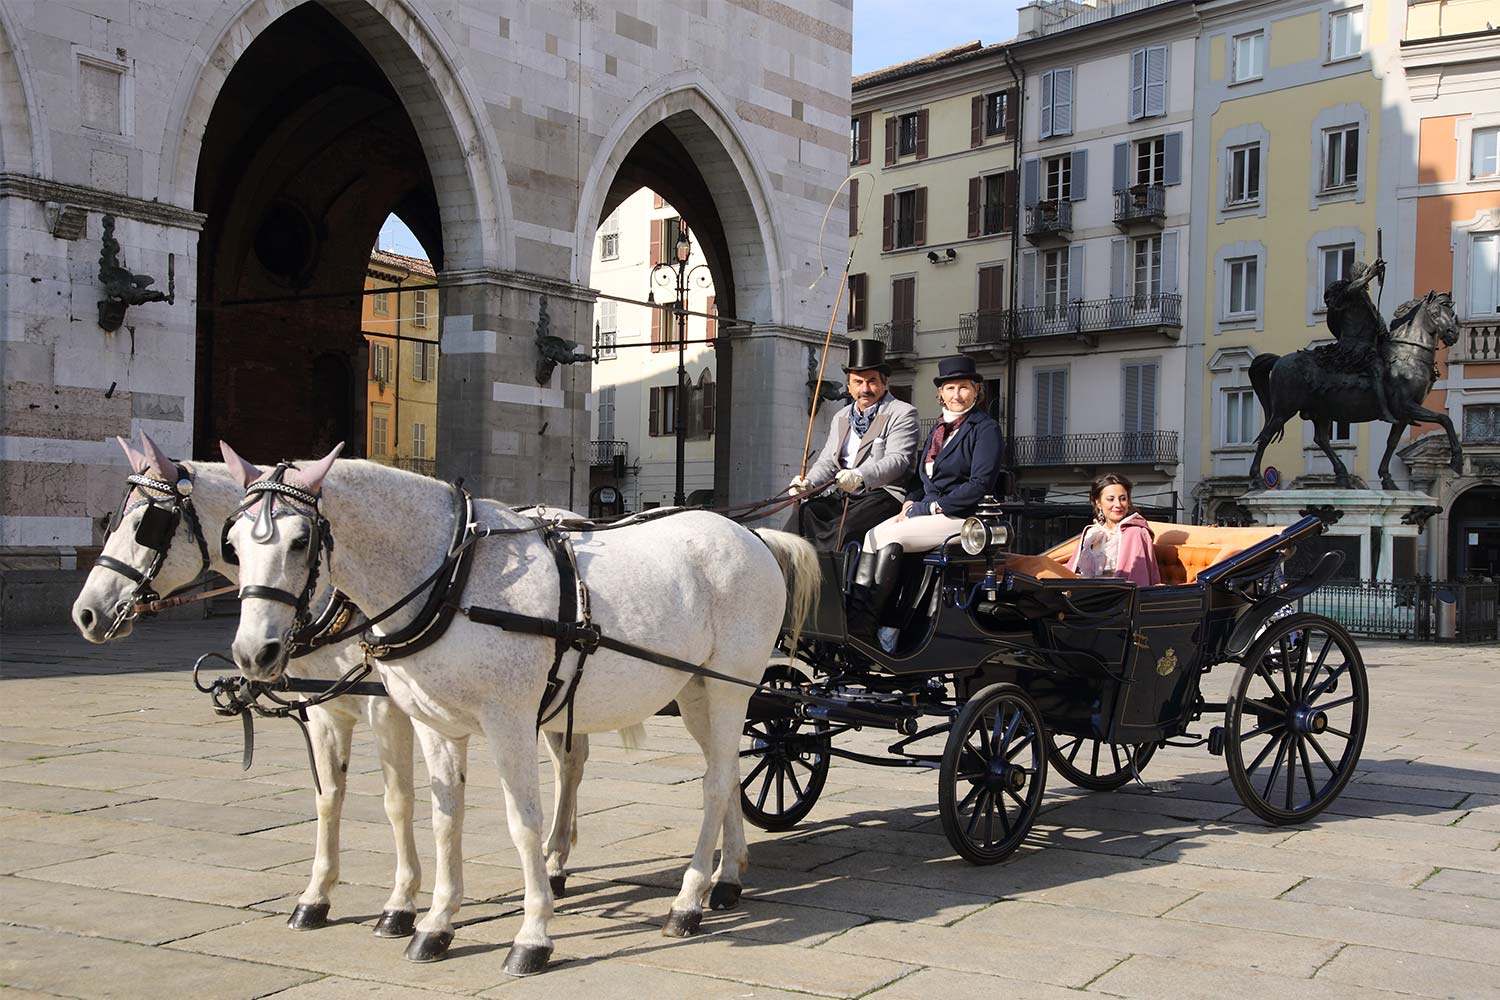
[1291, 706, 1329, 734]
[987, 759, 1027, 793]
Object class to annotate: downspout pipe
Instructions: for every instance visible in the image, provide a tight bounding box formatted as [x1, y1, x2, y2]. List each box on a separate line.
[1002, 45, 1024, 495]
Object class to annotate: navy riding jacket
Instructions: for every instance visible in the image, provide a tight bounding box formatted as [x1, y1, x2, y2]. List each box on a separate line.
[904, 408, 1004, 518]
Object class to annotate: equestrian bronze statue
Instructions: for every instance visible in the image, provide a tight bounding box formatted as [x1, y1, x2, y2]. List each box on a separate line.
[1247, 259, 1464, 491]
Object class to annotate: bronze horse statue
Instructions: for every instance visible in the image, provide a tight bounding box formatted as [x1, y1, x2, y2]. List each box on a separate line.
[1248, 290, 1463, 491]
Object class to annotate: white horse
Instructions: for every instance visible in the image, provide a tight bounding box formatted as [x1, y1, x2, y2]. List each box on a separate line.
[69, 434, 595, 943]
[223, 444, 817, 975]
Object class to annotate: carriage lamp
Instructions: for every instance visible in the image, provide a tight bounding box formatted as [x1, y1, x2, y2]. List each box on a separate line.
[960, 517, 1007, 556]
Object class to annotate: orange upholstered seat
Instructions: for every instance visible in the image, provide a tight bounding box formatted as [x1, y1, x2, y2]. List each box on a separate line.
[1042, 522, 1283, 586]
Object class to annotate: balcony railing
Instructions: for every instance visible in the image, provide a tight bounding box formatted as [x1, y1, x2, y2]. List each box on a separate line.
[1011, 430, 1179, 467]
[1012, 292, 1182, 339]
[1449, 321, 1499, 363]
[393, 456, 436, 477]
[1113, 184, 1165, 227]
[874, 319, 918, 354]
[981, 204, 1010, 235]
[1024, 200, 1072, 241]
[959, 309, 1013, 348]
[892, 218, 916, 249]
[590, 440, 628, 468]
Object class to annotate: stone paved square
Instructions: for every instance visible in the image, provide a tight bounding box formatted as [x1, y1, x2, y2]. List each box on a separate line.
[2, 619, 1498, 999]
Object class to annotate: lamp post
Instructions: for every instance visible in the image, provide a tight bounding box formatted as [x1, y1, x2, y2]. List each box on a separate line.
[649, 225, 711, 507]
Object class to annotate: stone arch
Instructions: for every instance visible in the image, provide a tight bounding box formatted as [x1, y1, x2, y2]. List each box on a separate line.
[0, 1, 46, 175]
[574, 74, 787, 329]
[159, 0, 510, 271]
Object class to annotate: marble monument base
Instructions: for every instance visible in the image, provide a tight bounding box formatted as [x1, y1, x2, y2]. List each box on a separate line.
[1240, 488, 1441, 582]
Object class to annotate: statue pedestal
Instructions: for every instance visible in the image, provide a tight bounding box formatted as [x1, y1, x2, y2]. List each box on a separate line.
[1239, 488, 1440, 582]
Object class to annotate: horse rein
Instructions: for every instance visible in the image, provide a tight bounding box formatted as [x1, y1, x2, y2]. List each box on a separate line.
[95, 468, 213, 639]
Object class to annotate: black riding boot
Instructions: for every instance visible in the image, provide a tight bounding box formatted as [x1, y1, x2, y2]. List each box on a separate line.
[847, 544, 904, 639]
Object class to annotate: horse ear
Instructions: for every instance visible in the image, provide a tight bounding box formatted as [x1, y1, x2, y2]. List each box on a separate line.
[219, 441, 264, 489]
[293, 442, 344, 495]
[116, 435, 149, 474]
[139, 431, 177, 482]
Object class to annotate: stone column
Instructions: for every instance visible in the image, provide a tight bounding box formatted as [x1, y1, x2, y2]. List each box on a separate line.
[435, 271, 594, 511]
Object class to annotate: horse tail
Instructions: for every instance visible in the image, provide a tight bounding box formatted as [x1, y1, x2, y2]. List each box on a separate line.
[1249, 353, 1284, 443]
[617, 724, 647, 751]
[751, 528, 820, 651]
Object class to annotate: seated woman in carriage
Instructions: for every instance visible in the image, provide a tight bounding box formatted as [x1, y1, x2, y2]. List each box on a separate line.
[1067, 473, 1161, 587]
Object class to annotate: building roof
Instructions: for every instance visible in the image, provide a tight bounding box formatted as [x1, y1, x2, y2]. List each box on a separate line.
[369, 248, 436, 278]
[852, 40, 1012, 91]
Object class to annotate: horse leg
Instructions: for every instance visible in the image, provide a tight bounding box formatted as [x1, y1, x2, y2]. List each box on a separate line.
[673, 684, 748, 912]
[1405, 403, 1466, 474]
[405, 724, 468, 963]
[288, 702, 356, 930]
[1248, 413, 1287, 487]
[481, 712, 555, 977]
[1312, 419, 1351, 489]
[366, 695, 420, 938]
[1378, 422, 1407, 491]
[541, 730, 589, 899]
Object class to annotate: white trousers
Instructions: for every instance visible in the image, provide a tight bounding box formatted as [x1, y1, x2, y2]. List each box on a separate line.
[863, 512, 966, 553]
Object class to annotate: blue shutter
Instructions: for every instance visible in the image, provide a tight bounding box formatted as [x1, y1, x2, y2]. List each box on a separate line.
[1113, 142, 1129, 193]
[1161, 231, 1179, 293]
[1145, 46, 1168, 118]
[1164, 131, 1183, 185]
[1071, 148, 1088, 202]
[1053, 69, 1073, 136]
[1067, 244, 1085, 302]
[1021, 250, 1038, 309]
[1040, 71, 1054, 139]
[1110, 238, 1127, 299]
[1023, 157, 1040, 208]
[1130, 49, 1146, 121]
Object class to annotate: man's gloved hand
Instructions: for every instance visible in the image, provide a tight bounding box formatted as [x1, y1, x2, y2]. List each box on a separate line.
[835, 469, 864, 494]
[787, 475, 813, 497]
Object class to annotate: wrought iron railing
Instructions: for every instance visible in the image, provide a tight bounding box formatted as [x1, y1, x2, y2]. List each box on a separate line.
[875, 319, 918, 353]
[1027, 0, 1180, 38]
[1024, 200, 1072, 239]
[893, 219, 916, 249]
[981, 205, 1010, 235]
[1299, 578, 1499, 642]
[1011, 292, 1182, 339]
[959, 309, 1013, 347]
[589, 440, 627, 467]
[1010, 430, 1178, 466]
[1450, 321, 1499, 363]
[393, 456, 436, 477]
[1114, 184, 1166, 225]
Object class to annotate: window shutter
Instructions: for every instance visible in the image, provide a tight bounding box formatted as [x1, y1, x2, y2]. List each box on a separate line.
[893, 276, 915, 324]
[1067, 244, 1085, 302]
[1053, 68, 1073, 135]
[1021, 250, 1037, 309]
[650, 218, 663, 266]
[1023, 158, 1040, 208]
[884, 116, 897, 166]
[703, 377, 715, 435]
[968, 177, 981, 238]
[971, 95, 984, 148]
[1146, 46, 1168, 117]
[1141, 363, 1158, 432]
[913, 187, 927, 246]
[1002, 171, 1017, 231]
[1002, 89, 1017, 137]
[653, 192, 664, 209]
[848, 273, 866, 330]
[649, 386, 660, 437]
[915, 108, 929, 159]
[1071, 149, 1088, 201]
[1130, 48, 1146, 121]
[978, 265, 1003, 311]
[1113, 142, 1129, 192]
[1161, 231, 1179, 293]
[705, 295, 717, 340]
[650, 303, 663, 352]
[1054, 371, 1068, 435]
[1110, 238, 1126, 299]
[858, 112, 872, 164]
[1164, 131, 1183, 185]
[1035, 371, 1050, 435]
[849, 177, 859, 238]
[1124, 364, 1142, 434]
[1040, 71, 1054, 139]
[882, 193, 894, 252]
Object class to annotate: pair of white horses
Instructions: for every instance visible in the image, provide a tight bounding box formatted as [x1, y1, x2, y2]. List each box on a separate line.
[72, 433, 817, 976]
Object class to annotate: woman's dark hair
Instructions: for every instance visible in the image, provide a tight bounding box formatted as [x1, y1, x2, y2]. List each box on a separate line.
[1090, 473, 1134, 509]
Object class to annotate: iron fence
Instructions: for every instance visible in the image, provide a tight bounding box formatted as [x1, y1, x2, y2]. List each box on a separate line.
[1024, 200, 1072, 239]
[590, 440, 628, 467]
[874, 320, 918, 354]
[1114, 184, 1166, 225]
[958, 309, 1012, 347]
[1298, 578, 1499, 642]
[1011, 292, 1182, 339]
[1009, 430, 1179, 466]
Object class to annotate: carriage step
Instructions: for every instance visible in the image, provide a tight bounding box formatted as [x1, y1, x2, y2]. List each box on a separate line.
[1207, 726, 1225, 756]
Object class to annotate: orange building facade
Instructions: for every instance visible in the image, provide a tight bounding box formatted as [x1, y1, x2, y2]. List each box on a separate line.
[362, 250, 440, 475]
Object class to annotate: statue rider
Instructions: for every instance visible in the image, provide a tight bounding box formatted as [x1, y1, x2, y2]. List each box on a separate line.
[1316, 258, 1395, 423]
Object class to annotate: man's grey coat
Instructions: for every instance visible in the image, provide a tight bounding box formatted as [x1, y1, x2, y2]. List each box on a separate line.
[805, 396, 920, 501]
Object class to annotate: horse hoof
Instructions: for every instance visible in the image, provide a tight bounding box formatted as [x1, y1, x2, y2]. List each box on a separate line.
[549, 874, 567, 898]
[404, 930, 454, 963]
[373, 910, 416, 938]
[287, 903, 330, 930]
[662, 908, 702, 937]
[709, 882, 742, 910]
[503, 942, 554, 977]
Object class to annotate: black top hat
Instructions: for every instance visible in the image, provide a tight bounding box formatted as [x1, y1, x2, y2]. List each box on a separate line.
[933, 355, 982, 386]
[844, 339, 890, 375]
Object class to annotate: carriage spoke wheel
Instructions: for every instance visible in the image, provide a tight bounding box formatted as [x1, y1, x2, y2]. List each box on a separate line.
[939, 683, 1048, 865]
[1225, 613, 1368, 825]
[1046, 733, 1157, 792]
[739, 665, 830, 832]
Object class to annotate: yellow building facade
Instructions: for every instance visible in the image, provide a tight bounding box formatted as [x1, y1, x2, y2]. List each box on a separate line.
[362, 250, 440, 475]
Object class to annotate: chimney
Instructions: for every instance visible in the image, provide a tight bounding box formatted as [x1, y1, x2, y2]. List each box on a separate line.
[1017, 1, 1046, 37]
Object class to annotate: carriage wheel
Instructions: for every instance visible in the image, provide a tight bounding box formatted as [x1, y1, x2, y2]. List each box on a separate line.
[1225, 613, 1367, 825]
[739, 665, 830, 832]
[1046, 733, 1157, 792]
[939, 683, 1048, 865]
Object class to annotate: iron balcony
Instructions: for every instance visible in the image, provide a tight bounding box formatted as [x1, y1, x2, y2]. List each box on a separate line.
[1010, 430, 1179, 467]
[1012, 292, 1182, 341]
[874, 319, 918, 356]
[589, 439, 628, 467]
[1024, 200, 1072, 244]
[1113, 184, 1166, 229]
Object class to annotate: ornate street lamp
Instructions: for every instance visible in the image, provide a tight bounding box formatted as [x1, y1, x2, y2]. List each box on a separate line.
[648, 225, 712, 507]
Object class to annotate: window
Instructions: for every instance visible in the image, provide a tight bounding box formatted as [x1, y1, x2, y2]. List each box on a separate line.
[1035, 369, 1068, 437]
[847, 272, 867, 331]
[1322, 125, 1359, 191]
[1465, 404, 1500, 443]
[1042, 249, 1070, 314]
[1136, 136, 1165, 187]
[1224, 388, 1259, 446]
[412, 341, 436, 381]
[1328, 7, 1362, 61]
[1331, 420, 1353, 443]
[659, 385, 678, 437]
[598, 213, 620, 260]
[850, 114, 864, 164]
[898, 112, 920, 156]
[1040, 68, 1074, 138]
[1233, 31, 1265, 83]
[1471, 233, 1500, 317]
[596, 299, 617, 359]
[597, 386, 615, 441]
[373, 291, 390, 317]
[1044, 155, 1072, 202]
[1473, 128, 1499, 179]
[1320, 244, 1356, 296]
[985, 90, 1011, 137]
[1227, 257, 1259, 317]
[894, 189, 918, 248]
[982, 173, 1009, 235]
[371, 342, 392, 383]
[411, 422, 427, 459]
[1133, 235, 1162, 304]
[1228, 144, 1261, 205]
[665, 216, 687, 257]
[1129, 45, 1168, 121]
[370, 409, 389, 457]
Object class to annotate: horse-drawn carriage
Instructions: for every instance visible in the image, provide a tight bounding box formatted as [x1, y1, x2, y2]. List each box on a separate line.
[739, 505, 1367, 864]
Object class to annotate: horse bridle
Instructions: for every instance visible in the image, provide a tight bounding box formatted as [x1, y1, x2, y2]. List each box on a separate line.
[96, 467, 212, 639]
[222, 464, 334, 642]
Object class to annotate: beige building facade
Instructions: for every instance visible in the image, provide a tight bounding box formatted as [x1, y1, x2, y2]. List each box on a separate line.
[362, 250, 439, 477]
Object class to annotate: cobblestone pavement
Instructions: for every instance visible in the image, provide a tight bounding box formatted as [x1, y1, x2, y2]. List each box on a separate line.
[2, 620, 1499, 999]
